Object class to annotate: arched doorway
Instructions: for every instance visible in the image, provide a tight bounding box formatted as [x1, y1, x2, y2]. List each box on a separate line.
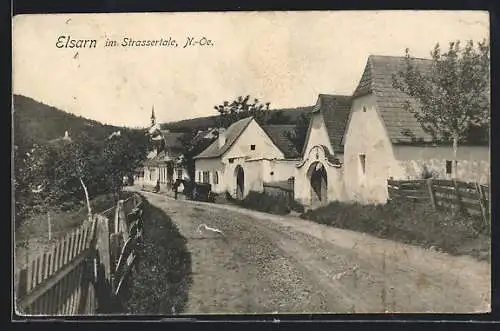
[235, 165, 245, 200]
[308, 162, 328, 207]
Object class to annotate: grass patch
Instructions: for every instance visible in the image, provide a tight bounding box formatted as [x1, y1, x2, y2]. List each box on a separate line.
[301, 199, 490, 261]
[15, 191, 134, 273]
[232, 191, 304, 215]
[15, 191, 133, 244]
[120, 196, 192, 314]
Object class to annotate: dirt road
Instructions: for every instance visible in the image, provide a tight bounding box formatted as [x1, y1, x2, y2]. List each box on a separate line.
[139, 190, 490, 314]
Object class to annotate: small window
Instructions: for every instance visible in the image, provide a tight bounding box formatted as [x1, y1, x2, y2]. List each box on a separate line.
[229, 158, 234, 164]
[270, 171, 274, 176]
[359, 154, 366, 174]
[198, 171, 202, 182]
[363, 106, 367, 112]
[202, 171, 210, 184]
[250, 144, 256, 150]
[177, 169, 183, 179]
[214, 171, 219, 185]
[445, 160, 453, 174]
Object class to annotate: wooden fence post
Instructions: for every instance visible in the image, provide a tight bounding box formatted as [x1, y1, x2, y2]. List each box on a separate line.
[113, 202, 121, 234]
[117, 201, 129, 242]
[94, 215, 112, 282]
[426, 178, 436, 210]
[475, 182, 488, 226]
[452, 179, 464, 214]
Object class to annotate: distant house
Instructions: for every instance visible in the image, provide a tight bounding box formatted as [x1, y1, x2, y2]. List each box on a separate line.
[135, 108, 190, 188]
[192, 128, 219, 142]
[294, 94, 352, 208]
[194, 117, 300, 199]
[342, 55, 490, 204]
[48, 130, 73, 146]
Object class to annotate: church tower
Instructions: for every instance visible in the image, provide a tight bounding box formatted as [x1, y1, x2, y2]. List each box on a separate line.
[150, 105, 156, 126]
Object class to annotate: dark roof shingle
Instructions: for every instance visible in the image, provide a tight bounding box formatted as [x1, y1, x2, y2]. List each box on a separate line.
[261, 125, 300, 158]
[310, 94, 352, 153]
[352, 55, 434, 144]
[159, 131, 185, 149]
[194, 117, 253, 159]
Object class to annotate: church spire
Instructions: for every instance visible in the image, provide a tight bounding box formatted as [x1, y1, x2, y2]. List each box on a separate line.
[150, 105, 156, 126]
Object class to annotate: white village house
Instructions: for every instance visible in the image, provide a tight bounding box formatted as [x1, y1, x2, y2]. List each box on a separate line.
[134, 108, 190, 189]
[230, 55, 489, 208]
[293, 94, 352, 208]
[150, 54, 489, 208]
[342, 55, 489, 204]
[194, 117, 300, 199]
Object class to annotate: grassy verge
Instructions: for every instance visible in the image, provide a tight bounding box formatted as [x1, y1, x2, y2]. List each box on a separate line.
[15, 191, 134, 271]
[300, 199, 490, 261]
[120, 196, 193, 314]
[231, 191, 305, 215]
[15, 191, 133, 244]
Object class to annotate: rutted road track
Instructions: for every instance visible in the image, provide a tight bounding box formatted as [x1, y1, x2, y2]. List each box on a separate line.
[139, 190, 490, 314]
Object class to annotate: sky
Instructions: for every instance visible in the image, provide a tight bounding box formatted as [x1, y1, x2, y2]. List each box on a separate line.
[12, 11, 489, 128]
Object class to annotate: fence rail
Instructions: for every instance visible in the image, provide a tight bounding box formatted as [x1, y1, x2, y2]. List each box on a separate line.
[387, 178, 490, 224]
[14, 194, 144, 316]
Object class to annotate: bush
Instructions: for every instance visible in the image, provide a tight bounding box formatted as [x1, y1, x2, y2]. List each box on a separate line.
[301, 199, 489, 260]
[236, 191, 291, 215]
[224, 191, 234, 202]
[289, 199, 305, 213]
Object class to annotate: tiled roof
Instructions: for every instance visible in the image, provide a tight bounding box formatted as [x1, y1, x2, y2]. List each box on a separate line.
[194, 117, 253, 159]
[159, 131, 185, 149]
[261, 125, 301, 158]
[192, 128, 218, 145]
[352, 55, 434, 144]
[309, 94, 352, 153]
[143, 149, 181, 166]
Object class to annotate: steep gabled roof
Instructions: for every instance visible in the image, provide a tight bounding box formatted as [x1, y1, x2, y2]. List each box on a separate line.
[194, 117, 253, 159]
[304, 94, 352, 154]
[261, 125, 301, 158]
[352, 55, 434, 144]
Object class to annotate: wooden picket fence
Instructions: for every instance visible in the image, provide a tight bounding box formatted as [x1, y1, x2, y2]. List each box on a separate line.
[387, 178, 490, 224]
[263, 177, 295, 204]
[14, 193, 144, 316]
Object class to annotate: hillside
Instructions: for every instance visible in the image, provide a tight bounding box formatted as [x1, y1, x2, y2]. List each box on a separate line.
[13, 94, 125, 150]
[161, 106, 313, 131]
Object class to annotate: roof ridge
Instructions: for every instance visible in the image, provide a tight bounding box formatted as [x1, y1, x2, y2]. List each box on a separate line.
[318, 93, 352, 99]
[262, 124, 296, 127]
[194, 116, 254, 159]
[368, 54, 433, 61]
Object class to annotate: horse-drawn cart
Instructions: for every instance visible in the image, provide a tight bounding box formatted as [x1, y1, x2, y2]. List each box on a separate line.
[173, 179, 214, 202]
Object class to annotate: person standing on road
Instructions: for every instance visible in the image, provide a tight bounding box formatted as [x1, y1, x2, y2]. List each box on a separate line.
[174, 179, 179, 200]
[154, 179, 160, 193]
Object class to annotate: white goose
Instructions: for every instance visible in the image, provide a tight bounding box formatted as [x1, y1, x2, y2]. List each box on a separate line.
[196, 223, 225, 237]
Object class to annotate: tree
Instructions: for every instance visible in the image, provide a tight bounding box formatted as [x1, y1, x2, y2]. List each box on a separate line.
[100, 130, 149, 200]
[392, 39, 490, 177]
[14, 127, 149, 229]
[267, 110, 291, 125]
[284, 113, 311, 154]
[177, 129, 216, 180]
[214, 95, 271, 128]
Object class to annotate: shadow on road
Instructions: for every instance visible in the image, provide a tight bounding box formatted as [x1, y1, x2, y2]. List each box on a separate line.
[120, 196, 193, 315]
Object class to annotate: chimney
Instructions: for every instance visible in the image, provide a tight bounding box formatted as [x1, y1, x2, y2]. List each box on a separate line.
[218, 128, 226, 148]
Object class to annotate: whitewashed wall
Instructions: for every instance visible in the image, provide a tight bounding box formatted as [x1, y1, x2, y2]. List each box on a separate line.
[294, 145, 347, 207]
[343, 94, 395, 204]
[194, 158, 225, 193]
[392, 145, 490, 184]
